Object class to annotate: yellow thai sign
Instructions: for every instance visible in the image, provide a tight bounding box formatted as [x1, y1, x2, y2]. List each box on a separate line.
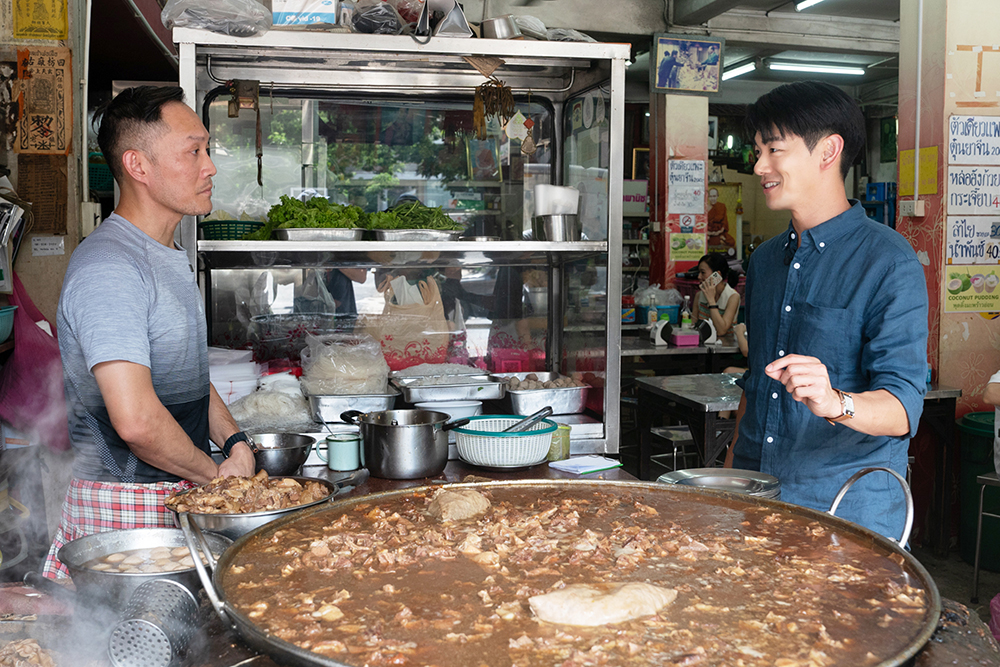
[13, 0, 68, 40]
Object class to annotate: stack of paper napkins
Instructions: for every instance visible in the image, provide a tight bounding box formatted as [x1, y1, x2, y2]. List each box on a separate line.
[549, 456, 622, 475]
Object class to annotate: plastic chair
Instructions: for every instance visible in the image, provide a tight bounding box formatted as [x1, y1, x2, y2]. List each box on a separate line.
[971, 471, 1000, 603]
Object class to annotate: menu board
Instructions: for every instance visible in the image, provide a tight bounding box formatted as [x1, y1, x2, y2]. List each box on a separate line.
[667, 160, 705, 215]
[947, 166, 1000, 215]
[946, 216, 1000, 264]
[949, 115, 1000, 165]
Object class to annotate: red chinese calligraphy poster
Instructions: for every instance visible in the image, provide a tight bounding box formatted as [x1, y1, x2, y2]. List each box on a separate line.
[15, 47, 72, 155]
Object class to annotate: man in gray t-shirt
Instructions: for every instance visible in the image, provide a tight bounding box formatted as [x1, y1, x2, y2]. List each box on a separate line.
[43, 86, 254, 578]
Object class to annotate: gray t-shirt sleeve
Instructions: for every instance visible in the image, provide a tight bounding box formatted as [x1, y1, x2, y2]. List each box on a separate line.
[61, 250, 152, 371]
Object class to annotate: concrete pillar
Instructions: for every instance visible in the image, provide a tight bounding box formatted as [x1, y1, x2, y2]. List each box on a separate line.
[649, 93, 709, 288]
[898, 0, 1000, 415]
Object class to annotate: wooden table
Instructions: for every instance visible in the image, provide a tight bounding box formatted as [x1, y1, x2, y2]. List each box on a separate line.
[635, 375, 962, 555]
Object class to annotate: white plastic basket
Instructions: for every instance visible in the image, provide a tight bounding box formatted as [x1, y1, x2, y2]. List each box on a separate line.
[454, 416, 557, 467]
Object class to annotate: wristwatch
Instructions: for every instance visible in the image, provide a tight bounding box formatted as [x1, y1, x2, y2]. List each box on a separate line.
[825, 390, 855, 425]
[222, 431, 257, 457]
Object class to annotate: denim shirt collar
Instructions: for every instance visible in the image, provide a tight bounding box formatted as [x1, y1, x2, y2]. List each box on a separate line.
[782, 199, 863, 263]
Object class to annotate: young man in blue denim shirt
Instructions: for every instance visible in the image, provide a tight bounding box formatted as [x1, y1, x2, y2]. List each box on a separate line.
[726, 81, 928, 539]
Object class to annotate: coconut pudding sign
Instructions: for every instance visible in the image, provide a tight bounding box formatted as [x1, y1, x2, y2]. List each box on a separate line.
[945, 216, 1000, 311]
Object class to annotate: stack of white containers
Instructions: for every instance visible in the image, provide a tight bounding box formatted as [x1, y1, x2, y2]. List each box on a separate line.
[208, 347, 260, 405]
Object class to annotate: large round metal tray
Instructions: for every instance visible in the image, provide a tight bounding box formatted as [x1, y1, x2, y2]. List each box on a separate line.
[167, 475, 338, 540]
[189, 480, 941, 667]
[658, 467, 781, 499]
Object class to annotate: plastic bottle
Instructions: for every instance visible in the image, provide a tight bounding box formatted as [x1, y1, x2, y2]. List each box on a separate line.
[681, 295, 692, 328]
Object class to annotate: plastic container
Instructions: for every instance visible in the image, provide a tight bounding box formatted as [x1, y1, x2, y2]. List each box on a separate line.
[656, 305, 680, 323]
[959, 411, 999, 570]
[534, 185, 579, 216]
[547, 423, 571, 461]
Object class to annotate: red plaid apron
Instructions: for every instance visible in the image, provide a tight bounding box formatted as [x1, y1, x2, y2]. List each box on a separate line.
[42, 478, 195, 579]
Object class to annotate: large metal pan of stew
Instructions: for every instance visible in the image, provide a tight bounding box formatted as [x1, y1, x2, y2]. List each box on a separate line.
[183, 477, 940, 667]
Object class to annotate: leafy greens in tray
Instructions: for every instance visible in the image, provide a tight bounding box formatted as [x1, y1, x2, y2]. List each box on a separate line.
[246, 196, 464, 240]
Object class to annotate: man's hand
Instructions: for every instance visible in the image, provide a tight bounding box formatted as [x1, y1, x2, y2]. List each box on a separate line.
[218, 441, 255, 478]
[764, 354, 841, 420]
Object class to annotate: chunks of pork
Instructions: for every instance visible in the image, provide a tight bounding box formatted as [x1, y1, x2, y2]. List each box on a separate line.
[0, 639, 57, 667]
[165, 470, 328, 514]
[427, 488, 491, 521]
[529, 582, 677, 626]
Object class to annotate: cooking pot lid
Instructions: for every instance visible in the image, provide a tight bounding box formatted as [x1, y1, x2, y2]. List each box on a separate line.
[658, 468, 781, 498]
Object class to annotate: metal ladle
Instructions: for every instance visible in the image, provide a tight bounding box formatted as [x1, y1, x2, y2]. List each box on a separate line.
[502, 406, 553, 433]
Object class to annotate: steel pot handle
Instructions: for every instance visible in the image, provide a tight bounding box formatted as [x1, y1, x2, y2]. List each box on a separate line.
[441, 417, 470, 432]
[340, 410, 364, 424]
[827, 466, 913, 546]
[179, 512, 232, 627]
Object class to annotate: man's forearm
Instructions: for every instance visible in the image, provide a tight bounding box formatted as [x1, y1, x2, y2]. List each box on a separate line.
[835, 388, 910, 438]
[123, 407, 220, 484]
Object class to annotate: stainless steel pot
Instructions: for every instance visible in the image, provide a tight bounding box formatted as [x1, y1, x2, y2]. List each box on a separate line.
[340, 409, 469, 479]
[58, 527, 232, 610]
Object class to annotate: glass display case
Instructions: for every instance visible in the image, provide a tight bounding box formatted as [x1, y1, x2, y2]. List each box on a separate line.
[176, 29, 627, 453]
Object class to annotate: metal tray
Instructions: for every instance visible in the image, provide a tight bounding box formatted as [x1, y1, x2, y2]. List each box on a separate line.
[308, 388, 399, 422]
[373, 229, 463, 242]
[490, 373, 589, 415]
[392, 376, 505, 402]
[274, 228, 365, 241]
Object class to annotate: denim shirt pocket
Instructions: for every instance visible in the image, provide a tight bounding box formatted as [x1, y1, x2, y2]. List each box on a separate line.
[793, 301, 852, 386]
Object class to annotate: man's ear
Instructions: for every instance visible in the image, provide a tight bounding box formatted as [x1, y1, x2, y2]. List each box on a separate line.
[819, 134, 845, 173]
[120, 149, 150, 185]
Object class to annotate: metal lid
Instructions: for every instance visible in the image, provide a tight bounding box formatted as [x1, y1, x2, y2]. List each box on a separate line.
[658, 468, 781, 499]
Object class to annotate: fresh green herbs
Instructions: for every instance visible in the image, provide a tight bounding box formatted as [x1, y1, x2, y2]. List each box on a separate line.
[246, 196, 463, 239]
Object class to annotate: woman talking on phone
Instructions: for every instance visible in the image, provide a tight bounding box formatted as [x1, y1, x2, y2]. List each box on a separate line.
[692, 253, 740, 336]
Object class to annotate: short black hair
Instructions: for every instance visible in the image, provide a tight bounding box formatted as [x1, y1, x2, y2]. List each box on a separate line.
[95, 86, 186, 182]
[698, 252, 729, 280]
[744, 81, 865, 180]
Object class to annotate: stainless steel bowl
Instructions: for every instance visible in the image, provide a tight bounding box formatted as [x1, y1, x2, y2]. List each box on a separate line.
[168, 476, 338, 540]
[59, 528, 232, 610]
[532, 214, 581, 242]
[252, 433, 316, 476]
[482, 15, 522, 39]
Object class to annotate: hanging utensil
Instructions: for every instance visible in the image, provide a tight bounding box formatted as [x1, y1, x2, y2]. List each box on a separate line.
[502, 406, 553, 432]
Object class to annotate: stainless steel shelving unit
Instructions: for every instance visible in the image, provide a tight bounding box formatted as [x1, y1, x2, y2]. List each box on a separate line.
[176, 28, 628, 454]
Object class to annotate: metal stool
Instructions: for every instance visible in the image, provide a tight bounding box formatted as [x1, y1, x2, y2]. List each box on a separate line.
[971, 471, 1000, 603]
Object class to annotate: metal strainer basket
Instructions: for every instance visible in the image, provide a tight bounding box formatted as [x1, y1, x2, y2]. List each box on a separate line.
[453, 416, 557, 467]
[108, 579, 198, 667]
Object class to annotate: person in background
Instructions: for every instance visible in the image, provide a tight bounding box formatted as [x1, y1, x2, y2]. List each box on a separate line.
[691, 253, 740, 337]
[43, 86, 255, 578]
[985, 372, 1000, 476]
[726, 81, 928, 540]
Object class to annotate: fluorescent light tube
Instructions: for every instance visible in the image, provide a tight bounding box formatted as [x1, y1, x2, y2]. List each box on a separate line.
[768, 62, 865, 76]
[795, 0, 828, 10]
[722, 62, 757, 81]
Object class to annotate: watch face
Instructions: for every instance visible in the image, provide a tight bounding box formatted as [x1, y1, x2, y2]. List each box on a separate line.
[842, 393, 855, 417]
